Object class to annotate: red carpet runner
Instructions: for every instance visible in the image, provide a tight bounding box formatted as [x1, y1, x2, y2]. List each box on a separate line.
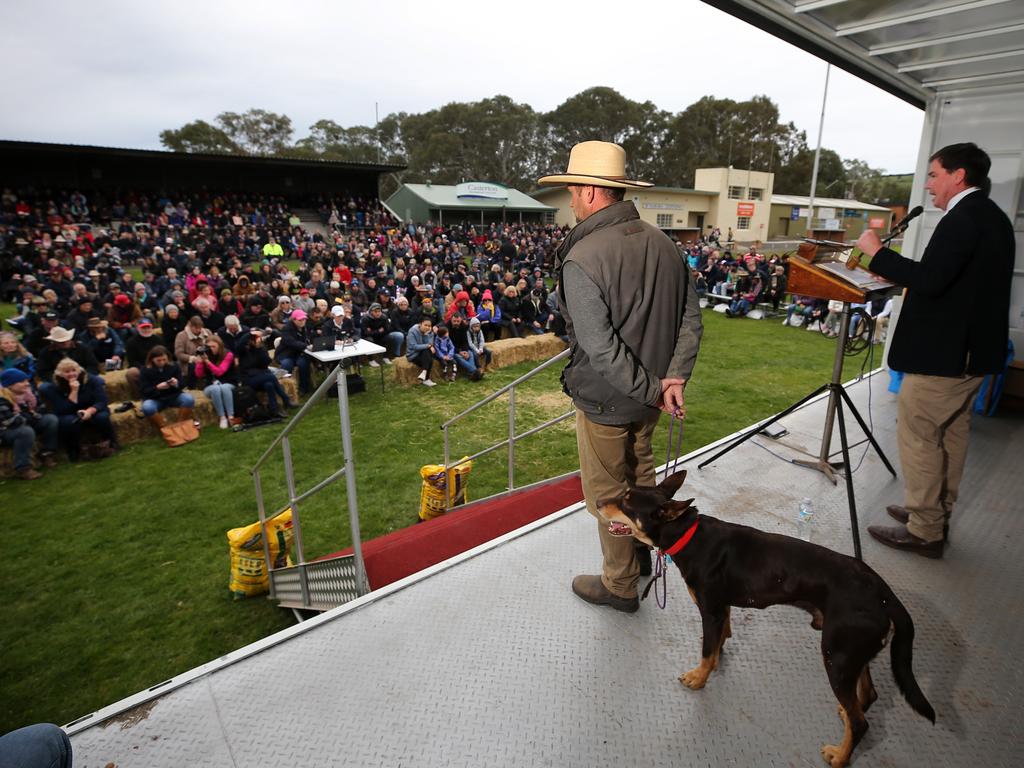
[319, 474, 583, 589]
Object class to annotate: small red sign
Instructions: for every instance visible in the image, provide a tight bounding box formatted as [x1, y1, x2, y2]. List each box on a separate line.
[869, 217, 885, 229]
[737, 203, 755, 217]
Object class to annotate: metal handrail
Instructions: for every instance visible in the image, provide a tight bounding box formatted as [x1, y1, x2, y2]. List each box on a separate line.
[440, 348, 570, 429]
[249, 356, 371, 608]
[251, 363, 343, 472]
[441, 348, 574, 509]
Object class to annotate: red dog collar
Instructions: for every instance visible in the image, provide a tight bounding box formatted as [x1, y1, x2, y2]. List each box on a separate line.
[664, 520, 698, 557]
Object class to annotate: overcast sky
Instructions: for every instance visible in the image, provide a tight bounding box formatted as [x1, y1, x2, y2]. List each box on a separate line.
[1, 0, 924, 174]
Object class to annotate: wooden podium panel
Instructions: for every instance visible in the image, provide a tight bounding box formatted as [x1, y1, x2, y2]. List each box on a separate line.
[789, 241, 897, 303]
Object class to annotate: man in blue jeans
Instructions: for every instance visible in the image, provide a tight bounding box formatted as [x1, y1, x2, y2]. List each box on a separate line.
[0, 723, 72, 768]
[0, 368, 59, 480]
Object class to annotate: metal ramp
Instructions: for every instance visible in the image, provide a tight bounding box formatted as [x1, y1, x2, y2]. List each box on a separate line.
[68, 371, 1023, 767]
[255, 349, 575, 614]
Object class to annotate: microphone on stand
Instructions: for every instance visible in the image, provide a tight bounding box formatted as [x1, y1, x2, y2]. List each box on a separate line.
[847, 206, 924, 269]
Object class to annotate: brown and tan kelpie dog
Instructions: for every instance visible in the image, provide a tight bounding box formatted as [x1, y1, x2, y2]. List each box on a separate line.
[598, 470, 934, 767]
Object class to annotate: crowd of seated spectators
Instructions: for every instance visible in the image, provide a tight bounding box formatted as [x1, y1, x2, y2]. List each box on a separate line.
[0, 184, 574, 478]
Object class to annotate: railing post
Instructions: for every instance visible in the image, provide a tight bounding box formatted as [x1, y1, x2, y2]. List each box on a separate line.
[281, 435, 309, 608]
[336, 365, 369, 596]
[252, 469, 275, 599]
[443, 425, 451, 514]
[508, 387, 516, 491]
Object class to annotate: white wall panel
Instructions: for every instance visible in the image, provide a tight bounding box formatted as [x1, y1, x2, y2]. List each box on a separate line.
[904, 83, 1024, 360]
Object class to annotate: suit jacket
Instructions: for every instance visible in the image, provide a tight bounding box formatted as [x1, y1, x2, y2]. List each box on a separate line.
[869, 191, 1014, 376]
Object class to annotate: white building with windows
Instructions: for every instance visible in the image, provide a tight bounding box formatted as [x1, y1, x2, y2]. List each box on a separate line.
[531, 167, 774, 244]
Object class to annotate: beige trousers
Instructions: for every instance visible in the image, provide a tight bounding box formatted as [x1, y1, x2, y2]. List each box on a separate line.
[575, 410, 660, 598]
[898, 373, 983, 543]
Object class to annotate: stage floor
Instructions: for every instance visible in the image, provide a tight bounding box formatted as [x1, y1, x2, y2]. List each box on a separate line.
[69, 370, 1023, 767]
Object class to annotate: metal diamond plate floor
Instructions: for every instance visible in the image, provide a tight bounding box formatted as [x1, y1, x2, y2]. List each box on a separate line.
[69, 372, 1023, 768]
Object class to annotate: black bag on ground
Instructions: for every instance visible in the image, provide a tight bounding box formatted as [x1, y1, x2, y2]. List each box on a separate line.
[326, 373, 365, 397]
[235, 384, 273, 424]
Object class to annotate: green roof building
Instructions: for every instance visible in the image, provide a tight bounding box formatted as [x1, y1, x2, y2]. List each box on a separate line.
[385, 182, 556, 226]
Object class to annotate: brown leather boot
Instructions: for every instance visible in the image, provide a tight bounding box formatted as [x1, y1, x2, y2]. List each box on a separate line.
[149, 413, 166, 430]
[571, 575, 639, 613]
[179, 406, 199, 427]
[886, 505, 948, 538]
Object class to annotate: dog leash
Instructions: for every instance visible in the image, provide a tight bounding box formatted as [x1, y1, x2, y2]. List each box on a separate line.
[641, 413, 687, 609]
[640, 520, 699, 609]
[664, 412, 685, 475]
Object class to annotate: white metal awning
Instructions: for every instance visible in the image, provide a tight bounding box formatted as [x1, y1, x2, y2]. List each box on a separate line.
[702, 0, 1024, 106]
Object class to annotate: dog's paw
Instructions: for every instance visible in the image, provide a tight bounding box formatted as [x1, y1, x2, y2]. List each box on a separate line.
[679, 667, 708, 689]
[820, 744, 849, 767]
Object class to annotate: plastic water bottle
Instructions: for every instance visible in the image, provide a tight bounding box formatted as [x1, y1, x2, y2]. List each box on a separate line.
[797, 498, 814, 542]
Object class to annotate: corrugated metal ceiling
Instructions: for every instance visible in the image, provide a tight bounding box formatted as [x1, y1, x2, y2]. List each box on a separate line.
[703, 0, 1024, 106]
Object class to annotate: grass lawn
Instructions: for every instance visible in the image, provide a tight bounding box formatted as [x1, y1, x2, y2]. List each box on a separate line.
[0, 307, 843, 732]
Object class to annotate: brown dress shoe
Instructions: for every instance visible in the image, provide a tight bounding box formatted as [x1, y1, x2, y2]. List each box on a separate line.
[886, 504, 909, 524]
[867, 524, 944, 559]
[571, 575, 639, 613]
[887, 505, 949, 538]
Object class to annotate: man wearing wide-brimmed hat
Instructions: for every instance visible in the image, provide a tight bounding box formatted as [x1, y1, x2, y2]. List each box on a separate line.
[539, 141, 704, 613]
[36, 325, 101, 382]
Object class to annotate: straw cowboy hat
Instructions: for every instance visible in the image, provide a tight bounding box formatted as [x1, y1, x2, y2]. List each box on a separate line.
[45, 326, 75, 343]
[538, 141, 652, 189]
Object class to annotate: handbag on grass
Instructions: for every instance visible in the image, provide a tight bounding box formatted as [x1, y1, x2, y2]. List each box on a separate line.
[160, 420, 200, 447]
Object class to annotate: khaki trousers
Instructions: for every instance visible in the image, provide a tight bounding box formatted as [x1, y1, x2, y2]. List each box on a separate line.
[898, 373, 983, 543]
[575, 410, 660, 598]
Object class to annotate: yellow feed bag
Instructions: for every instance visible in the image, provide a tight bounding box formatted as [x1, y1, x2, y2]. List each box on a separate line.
[227, 509, 294, 599]
[418, 458, 473, 521]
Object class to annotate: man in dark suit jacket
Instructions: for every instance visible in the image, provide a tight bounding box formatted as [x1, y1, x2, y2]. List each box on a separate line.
[855, 142, 1015, 558]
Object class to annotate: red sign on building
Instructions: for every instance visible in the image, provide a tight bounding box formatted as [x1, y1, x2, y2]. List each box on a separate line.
[737, 203, 755, 217]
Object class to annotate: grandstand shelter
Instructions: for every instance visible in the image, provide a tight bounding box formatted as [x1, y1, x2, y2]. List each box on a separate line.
[0, 140, 405, 197]
[768, 195, 894, 241]
[384, 181, 555, 226]
[532, 167, 775, 243]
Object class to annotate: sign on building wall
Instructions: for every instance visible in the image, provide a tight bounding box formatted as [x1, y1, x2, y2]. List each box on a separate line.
[456, 182, 508, 200]
[737, 202, 755, 217]
[868, 217, 886, 228]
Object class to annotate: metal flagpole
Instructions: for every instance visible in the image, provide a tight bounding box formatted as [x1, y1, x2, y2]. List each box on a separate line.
[806, 63, 831, 235]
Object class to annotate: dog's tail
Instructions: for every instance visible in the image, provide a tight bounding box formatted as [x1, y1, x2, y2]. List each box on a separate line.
[886, 590, 936, 724]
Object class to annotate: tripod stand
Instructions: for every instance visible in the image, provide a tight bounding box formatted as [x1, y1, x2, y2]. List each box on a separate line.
[697, 303, 896, 560]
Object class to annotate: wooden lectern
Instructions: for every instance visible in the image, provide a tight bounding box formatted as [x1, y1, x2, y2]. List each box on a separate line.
[698, 239, 900, 561]
[789, 240, 897, 303]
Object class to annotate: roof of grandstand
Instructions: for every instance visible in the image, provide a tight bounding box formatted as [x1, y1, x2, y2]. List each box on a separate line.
[0, 139, 406, 172]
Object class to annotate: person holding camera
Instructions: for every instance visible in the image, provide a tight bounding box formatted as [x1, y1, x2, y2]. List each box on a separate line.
[194, 335, 238, 429]
[173, 315, 212, 387]
[1, 368, 59, 479]
[139, 346, 196, 431]
[39, 358, 118, 461]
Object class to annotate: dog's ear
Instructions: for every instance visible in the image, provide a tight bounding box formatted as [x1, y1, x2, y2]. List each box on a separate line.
[658, 469, 687, 497]
[656, 497, 695, 522]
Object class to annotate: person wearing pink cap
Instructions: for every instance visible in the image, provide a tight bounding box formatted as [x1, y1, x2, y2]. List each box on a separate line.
[474, 289, 501, 341]
[276, 309, 313, 394]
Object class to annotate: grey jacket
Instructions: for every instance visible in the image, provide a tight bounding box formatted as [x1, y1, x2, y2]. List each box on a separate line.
[557, 201, 702, 425]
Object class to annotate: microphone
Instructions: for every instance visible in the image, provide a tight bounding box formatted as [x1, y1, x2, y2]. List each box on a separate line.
[893, 205, 924, 232]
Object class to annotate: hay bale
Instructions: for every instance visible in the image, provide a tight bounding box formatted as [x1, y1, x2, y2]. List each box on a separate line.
[1, 377, 303, 475]
[101, 369, 135, 401]
[393, 333, 567, 386]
